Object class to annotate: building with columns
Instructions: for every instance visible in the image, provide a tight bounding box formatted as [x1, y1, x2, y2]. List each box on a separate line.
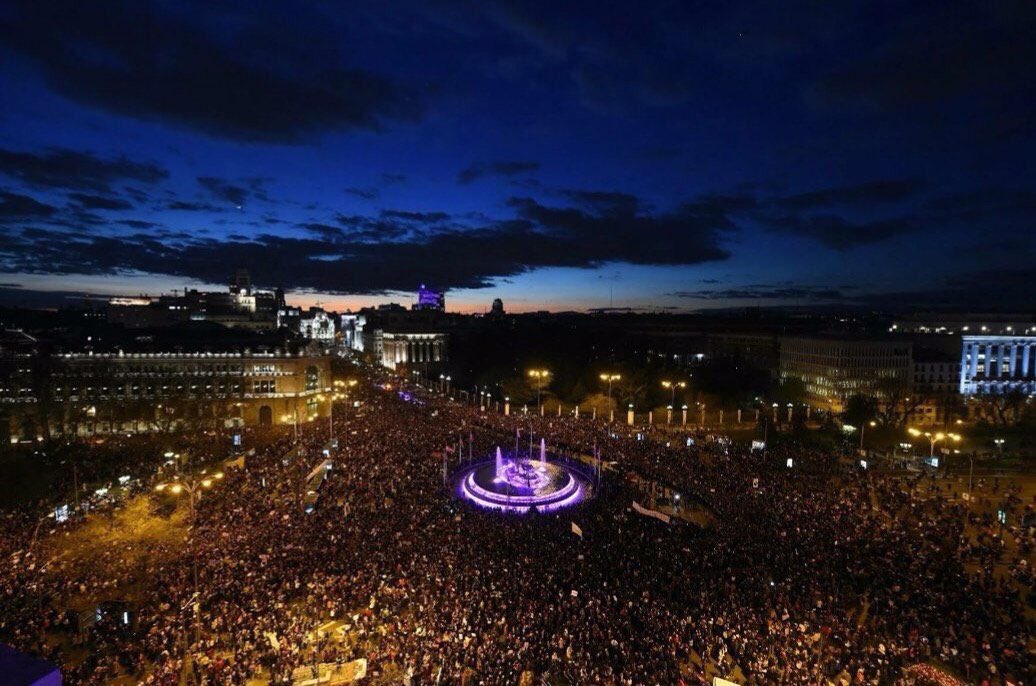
[367, 330, 447, 370]
[959, 335, 1036, 395]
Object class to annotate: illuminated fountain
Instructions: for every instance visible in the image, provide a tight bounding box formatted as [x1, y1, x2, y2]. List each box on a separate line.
[456, 441, 592, 513]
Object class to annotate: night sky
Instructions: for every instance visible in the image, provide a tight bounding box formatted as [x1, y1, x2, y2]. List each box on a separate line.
[0, 0, 1033, 313]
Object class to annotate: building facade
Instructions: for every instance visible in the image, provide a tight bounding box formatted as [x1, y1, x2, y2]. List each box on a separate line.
[341, 314, 366, 351]
[0, 350, 332, 441]
[779, 336, 912, 413]
[413, 284, 445, 311]
[366, 330, 447, 370]
[107, 270, 284, 330]
[959, 335, 1036, 395]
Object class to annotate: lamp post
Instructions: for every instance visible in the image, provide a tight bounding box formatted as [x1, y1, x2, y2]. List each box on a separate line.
[155, 471, 224, 649]
[661, 380, 686, 408]
[281, 409, 298, 443]
[324, 391, 345, 438]
[993, 438, 1004, 457]
[860, 420, 876, 450]
[528, 369, 551, 411]
[600, 373, 620, 423]
[908, 428, 961, 458]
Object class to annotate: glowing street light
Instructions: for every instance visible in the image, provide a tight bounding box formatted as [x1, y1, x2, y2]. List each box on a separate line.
[154, 470, 223, 651]
[660, 380, 686, 407]
[528, 369, 551, 410]
[908, 428, 961, 457]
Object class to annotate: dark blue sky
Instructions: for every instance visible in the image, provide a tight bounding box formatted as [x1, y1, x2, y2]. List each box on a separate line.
[0, 0, 1033, 312]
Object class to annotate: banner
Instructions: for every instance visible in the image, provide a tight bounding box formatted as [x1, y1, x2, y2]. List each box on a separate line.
[632, 501, 671, 524]
[571, 522, 583, 537]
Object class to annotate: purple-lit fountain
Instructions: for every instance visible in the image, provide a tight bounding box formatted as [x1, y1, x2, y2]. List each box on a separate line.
[456, 441, 592, 513]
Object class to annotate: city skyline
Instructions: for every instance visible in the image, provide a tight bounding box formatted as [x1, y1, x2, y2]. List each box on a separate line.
[0, 0, 1033, 313]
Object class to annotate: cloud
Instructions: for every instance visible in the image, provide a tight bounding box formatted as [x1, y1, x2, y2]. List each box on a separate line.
[0, 190, 57, 222]
[0, 189, 731, 293]
[67, 192, 133, 210]
[379, 209, 449, 223]
[814, 3, 1036, 112]
[167, 200, 223, 212]
[457, 160, 540, 184]
[669, 284, 845, 301]
[197, 177, 248, 207]
[344, 187, 379, 200]
[774, 179, 923, 211]
[0, 0, 421, 142]
[760, 214, 920, 250]
[0, 147, 167, 192]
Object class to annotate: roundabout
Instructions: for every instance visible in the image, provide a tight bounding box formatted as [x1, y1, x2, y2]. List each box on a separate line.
[454, 442, 593, 513]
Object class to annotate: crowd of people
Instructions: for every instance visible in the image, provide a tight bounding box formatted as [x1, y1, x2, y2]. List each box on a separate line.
[0, 370, 1032, 685]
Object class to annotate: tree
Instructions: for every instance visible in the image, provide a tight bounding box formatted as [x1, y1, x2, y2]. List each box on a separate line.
[499, 375, 536, 405]
[844, 394, 878, 428]
[771, 376, 806, 406]
[974, 390, 1028, 427]
[875, 377, 922, 427]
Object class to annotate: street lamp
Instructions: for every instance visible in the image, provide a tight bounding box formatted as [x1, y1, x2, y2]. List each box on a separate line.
[528, 369, 551, 410]
[993, 438, 1005, 457]
[855, 420, 877, 450]
[281, 410, 298, 443]
[155, 470, 224, 649]
[599, 373, 621, 401]
[660, 380, 686, 407]
[908, 428, 961, 457]
[327, 391, 345, 438]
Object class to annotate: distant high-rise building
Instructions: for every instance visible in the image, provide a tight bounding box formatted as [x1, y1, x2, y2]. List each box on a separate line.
[491, 298, 504, 316]
[413, 284, 445, 311]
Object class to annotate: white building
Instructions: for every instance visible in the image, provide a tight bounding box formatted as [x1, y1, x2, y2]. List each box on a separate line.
[341, 313, 366, 351]
[959, 335, 1036, 395]
[366, 330, 447, 370]
[299, 309, 336, 342]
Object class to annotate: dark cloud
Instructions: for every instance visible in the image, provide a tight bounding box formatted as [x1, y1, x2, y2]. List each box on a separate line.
[561, 190, 641, 215]
[167, 200, 223, 212]
[775, 180, 923, 211]
[845, 267, 1036, 311]
[0, 190, 56, 222]
[0, 189, 731, 293]
[381, 173, 407, 185]
[734, 180, 1033, 251]
[760, 214, 920, 250]
[380, 209, 449, 223]
[197, 177, 248, 207]
[67, 192, 133, 210]
[0, 147, 167, 192]
[669, 285, 845, 301]
[116, 219, 160, 229]
[457, 160, 540, 184]
[0, 0, 421, 142]
[814, 2, 1036, 113]
[344, 187, 379, 200]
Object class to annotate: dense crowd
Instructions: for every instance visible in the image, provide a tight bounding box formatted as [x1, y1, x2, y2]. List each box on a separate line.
[1, 373, 1032, 685]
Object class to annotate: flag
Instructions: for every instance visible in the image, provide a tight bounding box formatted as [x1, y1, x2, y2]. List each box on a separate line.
[571, 521, 583, 537]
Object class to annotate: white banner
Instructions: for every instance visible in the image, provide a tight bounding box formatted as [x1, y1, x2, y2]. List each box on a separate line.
[632, 501, 671, 524]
